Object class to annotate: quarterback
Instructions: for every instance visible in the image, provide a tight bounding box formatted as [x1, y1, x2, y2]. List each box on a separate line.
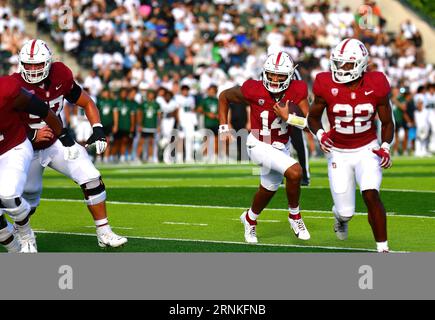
[219, 51, 310, 244]
[308, 38, 394, 253]
[12, 39, 127, 250]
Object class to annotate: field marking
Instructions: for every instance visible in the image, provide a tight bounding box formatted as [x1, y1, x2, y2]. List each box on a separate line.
[40, 198, 435, 219]
[84, 226, 134, 230]
[44, 185, 435, 193]
[231, 219, 281, 223]
[33, 230, 403, 252]
[163, 222, 208, 227]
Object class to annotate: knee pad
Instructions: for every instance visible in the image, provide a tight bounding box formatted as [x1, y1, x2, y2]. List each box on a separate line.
[81, 177, 106, 206]
[0, 197, 31, 222]
[332, 206, 354, 222]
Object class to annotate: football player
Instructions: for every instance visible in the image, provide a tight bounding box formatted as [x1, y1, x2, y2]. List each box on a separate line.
[0, 74, 62, 253]
[13, 39, 128, 249]
[308, 38, 394, 253]
[219, 51, 310, 244]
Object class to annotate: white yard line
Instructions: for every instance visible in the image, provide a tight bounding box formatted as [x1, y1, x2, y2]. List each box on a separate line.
[163, 222, 208, 227]
[83, 226, 134, 230]
[40, 198, 435, 219]
[231, 219, 281, 223]
[45, 185, 435, 193]
[33, 230, 403, 252]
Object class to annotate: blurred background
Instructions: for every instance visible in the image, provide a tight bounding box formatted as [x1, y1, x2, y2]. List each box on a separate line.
[1, 0, 434, 164]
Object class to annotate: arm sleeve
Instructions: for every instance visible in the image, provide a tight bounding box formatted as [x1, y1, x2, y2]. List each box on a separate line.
[25, 95, 50, 118]
[64, 81, 83, 104]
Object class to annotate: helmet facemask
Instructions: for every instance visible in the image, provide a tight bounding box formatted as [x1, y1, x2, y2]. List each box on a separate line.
[262, 70, 292, 93]
[19, 39, 52, 84]
[20, 61, 51, 84]
[330, 38, 369, 84]
[330, 58, 367, 83]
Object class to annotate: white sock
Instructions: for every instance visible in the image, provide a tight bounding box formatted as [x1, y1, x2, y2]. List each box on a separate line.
[5, 237, 21, 253]
[248, 209, 259, 221]
[16, 220, 32, 238]
[288, 206, 300, 216]
[376, 241, 389, 252]
[95, 218, 111, 233]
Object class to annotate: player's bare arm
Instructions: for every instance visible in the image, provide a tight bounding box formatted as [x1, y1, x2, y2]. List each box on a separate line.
[218, 86, 249, 140]
[377, 97, 395, 145]
[372, 96, 394, 169]
[75, 90, 102, 126]
[308, 95, 334, 152]
[218, 86, 250, 126]
[307, 95, 327, 134]
[13, 88, 62, 137]
[74, 90, 108, 154]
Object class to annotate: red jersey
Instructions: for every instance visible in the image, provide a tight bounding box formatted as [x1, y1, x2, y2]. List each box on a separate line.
[241, 79, 308, 144]
[313, 71, 390, 150]
[13, 62, 75, 150]
[0, 75, 28, 155]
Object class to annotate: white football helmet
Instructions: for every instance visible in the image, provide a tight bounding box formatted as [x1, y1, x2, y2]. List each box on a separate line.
[262, 51, 296, 93]
[330, 38, 369, 84]
[19, 39, 53, 84]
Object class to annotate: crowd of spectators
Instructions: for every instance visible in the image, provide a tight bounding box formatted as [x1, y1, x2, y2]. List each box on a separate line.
[2, 0, 435, 161]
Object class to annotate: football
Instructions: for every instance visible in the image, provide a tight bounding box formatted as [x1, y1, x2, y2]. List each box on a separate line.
[278, 100, 304, 117]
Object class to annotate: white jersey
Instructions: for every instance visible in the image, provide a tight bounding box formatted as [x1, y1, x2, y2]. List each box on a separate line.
[156, 96, 177, 117]
[175, 94, 197, 127]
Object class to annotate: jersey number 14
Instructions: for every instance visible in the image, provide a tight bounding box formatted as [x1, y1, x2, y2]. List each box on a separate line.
[260, 111, 288, 136]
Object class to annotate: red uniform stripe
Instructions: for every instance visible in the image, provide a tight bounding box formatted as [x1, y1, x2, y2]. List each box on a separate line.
[340, 39, 351, 54]
[30, 40, 37, 59]
[275, 52, 283, 67]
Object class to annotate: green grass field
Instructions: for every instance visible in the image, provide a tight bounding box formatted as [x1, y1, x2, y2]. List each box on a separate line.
[1, 157, 434, 253]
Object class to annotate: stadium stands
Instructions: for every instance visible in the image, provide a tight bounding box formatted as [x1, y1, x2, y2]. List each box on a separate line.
[3, 0, 435, 161]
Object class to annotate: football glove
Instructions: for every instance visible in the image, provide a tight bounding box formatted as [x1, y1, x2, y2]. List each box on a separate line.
[372, 142, 392, 169]
[85, 124, 107, 155]
[59, 129, 79, 161]
[316, 129, 334, 153]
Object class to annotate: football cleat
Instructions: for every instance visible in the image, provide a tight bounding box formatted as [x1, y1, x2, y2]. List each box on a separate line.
[240, 211, 258, 244]
[19, 234, 38, 253]
[15, 227, 38, 251]
[334, 216, 348, 241]
[97, 229, 128, 248]
[288, 216, 310, 240]
[378, 249, 389, 253]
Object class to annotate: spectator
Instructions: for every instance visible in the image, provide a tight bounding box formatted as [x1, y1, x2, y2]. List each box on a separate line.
[84, 70, 103, 98]
[63, 25, 81, 55]
[136, 90, 160, 163]
[414, 94, 430, 157]
[168, 37, 187, 66]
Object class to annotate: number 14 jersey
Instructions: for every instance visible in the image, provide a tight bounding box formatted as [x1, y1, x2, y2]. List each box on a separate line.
[313, 71, 391, 150]
[241, 79, 308, 144]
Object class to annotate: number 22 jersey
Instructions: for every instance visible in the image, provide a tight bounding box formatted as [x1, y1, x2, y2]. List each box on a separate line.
[313, 71, 390, 150]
